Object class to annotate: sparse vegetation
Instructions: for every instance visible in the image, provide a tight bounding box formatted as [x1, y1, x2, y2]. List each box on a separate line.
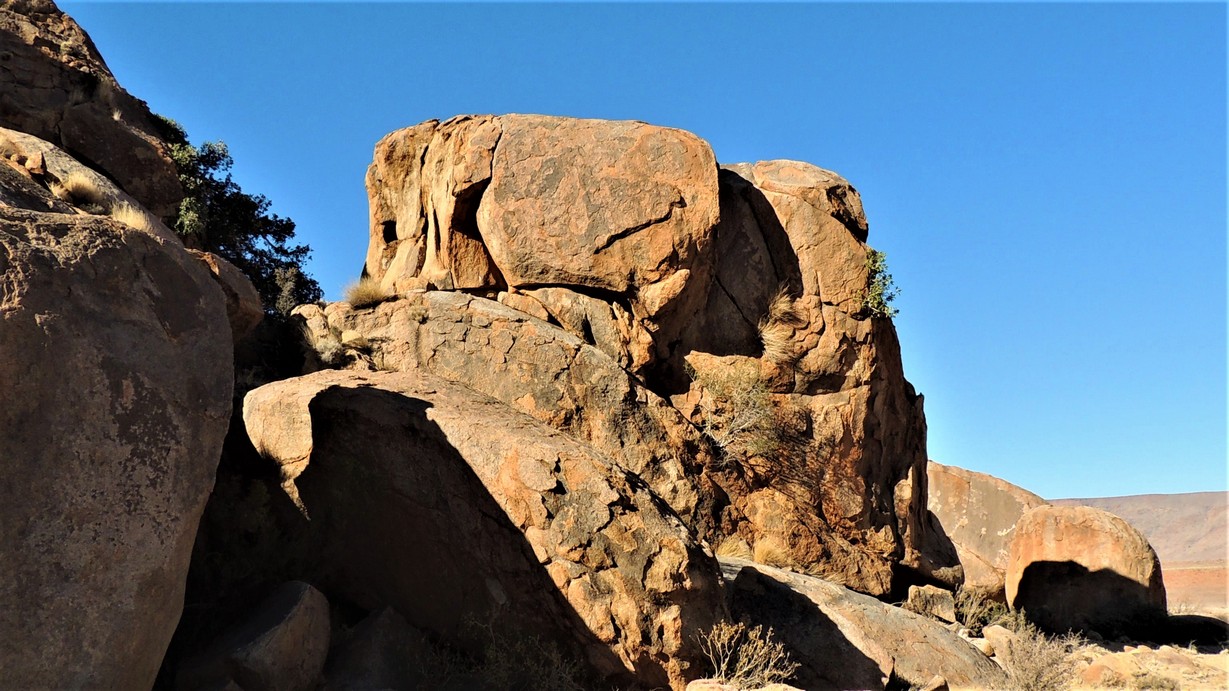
[1002, 621, 1082, 691]
[689, 359, 794, 469]
[696, 621, 800, 688]
[955, 586, 1011, 636]
[344, 275, 391, 309]
[151, 115, 322, 314]
[460, 616, 589, 691]
[858, 248, 899, 318]
[714, 536, 754, 560]
[1131, 672, 1181, 690]
[757, 287, 805, 366]
[752, 539, 795, 569]
[109, 203, 158, 234]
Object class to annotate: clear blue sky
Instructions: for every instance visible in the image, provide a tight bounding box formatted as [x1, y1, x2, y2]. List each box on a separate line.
[61, 2, 1226, 500]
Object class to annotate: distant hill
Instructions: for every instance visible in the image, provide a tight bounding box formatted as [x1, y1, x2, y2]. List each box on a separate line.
[1051, 492, 1227, 565]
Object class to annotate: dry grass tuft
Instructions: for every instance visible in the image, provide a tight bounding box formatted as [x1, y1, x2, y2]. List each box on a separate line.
[697, 621, 800, 688]
[752, 539, 795, 569]
[54, 171, 109, 212]
[344, 276, 391, 309]
[955, 586, 1011, 636]
[0, 133, 18, 159]
[1131, 673, 1181, 690]
[757, 287, 805, 366]
[108, 203, 157, 234]
[715, 536, 754, 560]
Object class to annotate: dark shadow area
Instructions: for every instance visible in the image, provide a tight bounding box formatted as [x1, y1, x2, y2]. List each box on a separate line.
[888, 510, 964, 601]
[723, 562, 886, 690]
[1014, 560, 1168, 640]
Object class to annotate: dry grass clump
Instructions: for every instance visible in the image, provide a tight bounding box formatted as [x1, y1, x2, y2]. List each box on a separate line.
[344, 276, 391, 309]
[1003, 621, 1083, 691]
[1131, 673, 1181, 690]
[697, 621, 800, 688]
[714, 536, 754, 560]
[757, 287, 805, 366]
[109, 203, 157, 234]
[51, 171, 109, 213]
[298, 321, 346, 369]
[752, 539, 795, 569]
[0, 133, 18, 159]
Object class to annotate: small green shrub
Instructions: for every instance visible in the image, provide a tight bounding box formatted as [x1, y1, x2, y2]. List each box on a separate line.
[697, 621, 800, 688]
[859, 248, 899, 318]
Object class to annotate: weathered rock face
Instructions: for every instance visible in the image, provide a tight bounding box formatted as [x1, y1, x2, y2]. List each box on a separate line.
[928, 460, 1046, 600]
[720, 558, 1007, 691]
[0, 206, 232, 687]
[243, 369, 726, 690]
[0, 0, 182, 217]
[353, 116, 954, 597]
[365, 114, 720, 373]
[1006, 505, 1167, 637]
[187, 249, 264, 343]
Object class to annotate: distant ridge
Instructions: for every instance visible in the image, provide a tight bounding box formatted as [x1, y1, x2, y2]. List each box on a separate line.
[1050, 491, 1227, 565]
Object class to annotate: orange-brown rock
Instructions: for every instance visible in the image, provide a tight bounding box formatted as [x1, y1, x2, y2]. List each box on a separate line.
[358, 115, 956, 597]
[293, 292, 712, 529]
[0, 206, 232, 687]
[1006, 505, 1167, 636]
[243, 369, 725, 690]
[187, 249, 264, 343]
[928, 460, 1046, 600]
[721, 559, 1007, 690]
[0, 0, 182, 217]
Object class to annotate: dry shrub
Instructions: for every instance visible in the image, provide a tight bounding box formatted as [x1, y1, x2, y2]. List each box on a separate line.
[53, 171, 109, 213]
[1003, 621, 1082, 691]
[697, 621, 800, 688]
[344, 276, 390, 309]
[109, 203, 157, 234]
[955, 586, 1010, 636]
[461, 617, 588, 691]
[690, 359, 786, 468]
[757, 287, 805, 366]
[298, 320, 346, 369]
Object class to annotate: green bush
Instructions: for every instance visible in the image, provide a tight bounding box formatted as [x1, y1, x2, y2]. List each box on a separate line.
[859, 249, 899, 318]
[152, 116, 322, 314]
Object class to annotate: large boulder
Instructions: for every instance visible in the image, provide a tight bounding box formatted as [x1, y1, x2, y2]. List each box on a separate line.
[720, 558, 1007, 690]
[0, 205, 232, 687]
[1006, 505, 1167, 637]
[294, 292, 712, 530]
[0, 0, 183, 217]
[928, 460, 1046, 600]
[356, 114, 956, 597]
[243, 369, 726, 690]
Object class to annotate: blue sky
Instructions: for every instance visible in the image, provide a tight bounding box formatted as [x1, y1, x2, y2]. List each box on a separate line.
[61, 2, 1226, 500]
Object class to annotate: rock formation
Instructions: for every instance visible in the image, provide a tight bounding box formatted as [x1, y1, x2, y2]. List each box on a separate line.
[243, 369, 725, 690]
[928, 460, 1046, 600]
[1006, 504, 1168, 637]
[720, 558, 1007, 690]
[346, 114, 959, 597]
[0, 132, 233, 686]
[0, 0, 182, 217]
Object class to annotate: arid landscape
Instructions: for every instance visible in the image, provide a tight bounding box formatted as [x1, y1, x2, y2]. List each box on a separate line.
[1, 2, 1224, 690]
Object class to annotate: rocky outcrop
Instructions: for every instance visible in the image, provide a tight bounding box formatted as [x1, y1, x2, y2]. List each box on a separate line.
[294, 292, 712, 529]
[928, 460, 1046, 600]
[0, 0, 182, 217]
[720, 558, 1007, 690]
[352, 116, 957, 596]
[187, 249, 264, 342]
[177, 581, 331, 691]
[0, 204, 232, 686]
[243, 369, 725, 690]
[1006, 505, 1167, 637]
